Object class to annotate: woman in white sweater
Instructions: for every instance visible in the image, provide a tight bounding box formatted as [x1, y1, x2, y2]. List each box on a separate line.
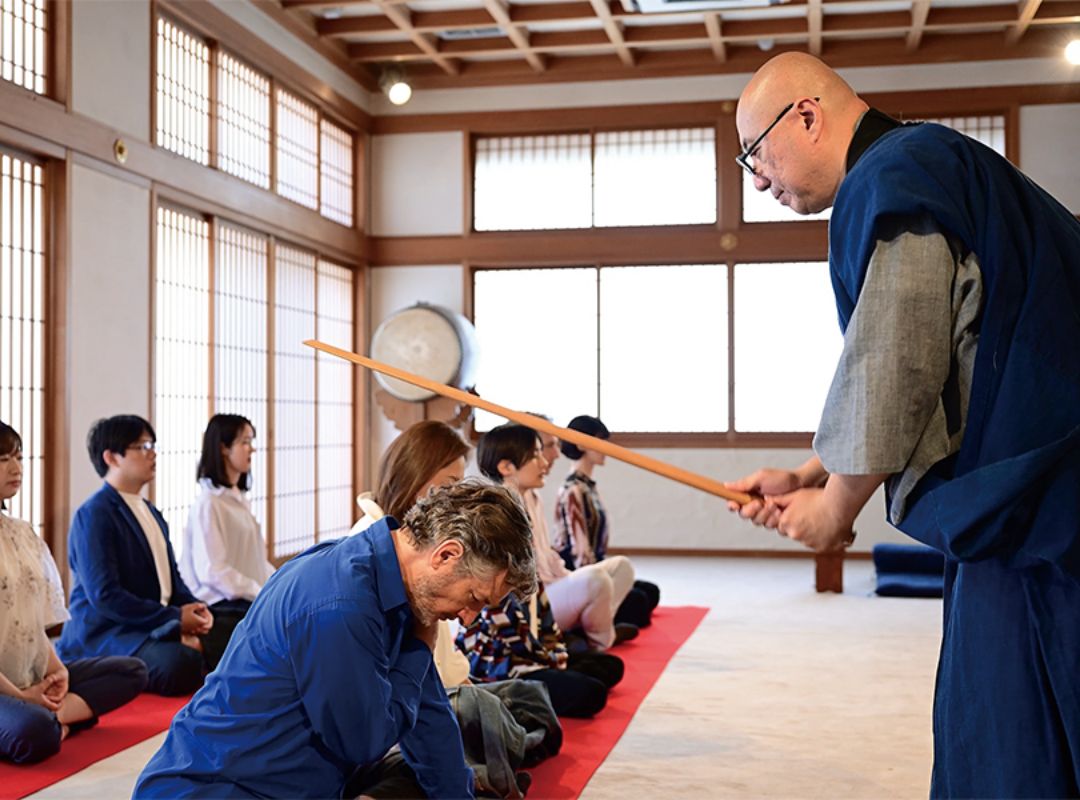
[180, 414, 273, 669]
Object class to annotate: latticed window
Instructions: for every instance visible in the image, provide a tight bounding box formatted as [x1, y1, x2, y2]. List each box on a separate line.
[154, 206, 211, 544]
[0, 149, 45, 531]
[1, 0, 46, 94]
[217, 52, 271, 189]
[153, 209, 354, 560]
[276, 90, 319, 210]
[319, 119, 354, 227]
[474, 128, 717, 231]
[214, 223, 269, 527]
[155, 17, 211, 165]
[271, 244, 317, 558]
[315, 259, 353, 541]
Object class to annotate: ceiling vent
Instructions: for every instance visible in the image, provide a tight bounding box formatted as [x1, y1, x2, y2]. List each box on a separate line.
[626, 0, 788, 13]
[438, 27, 504, 40]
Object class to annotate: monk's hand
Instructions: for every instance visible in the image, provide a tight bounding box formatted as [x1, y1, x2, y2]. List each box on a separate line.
[181, 602, 213, 635]
[725, 468, 803, 528]
[771, 487, 854, 552]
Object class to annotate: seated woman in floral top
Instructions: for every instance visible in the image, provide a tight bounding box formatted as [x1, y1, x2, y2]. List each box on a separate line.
[457, 423, 623, 718]
[0, 421, 147, 764]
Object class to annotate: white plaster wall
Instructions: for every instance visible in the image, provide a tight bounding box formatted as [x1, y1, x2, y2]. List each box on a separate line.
[71, 0, 151, 139]
[371, 133, 465, 236]
[1020, 104, 1080, 213]
[68, 164, 152, 507]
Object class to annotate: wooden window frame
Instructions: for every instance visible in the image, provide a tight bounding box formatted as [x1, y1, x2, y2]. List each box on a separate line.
[453, 93, 1023, 447]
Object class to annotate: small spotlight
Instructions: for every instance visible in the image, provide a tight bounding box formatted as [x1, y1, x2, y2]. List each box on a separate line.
[387, 80, 412, 105]
[380, 66, 413, 106]
[1066, 38, 1080, 66]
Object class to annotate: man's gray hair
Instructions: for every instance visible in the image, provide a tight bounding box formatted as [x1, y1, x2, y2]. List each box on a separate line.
[402, 479, 538, 599]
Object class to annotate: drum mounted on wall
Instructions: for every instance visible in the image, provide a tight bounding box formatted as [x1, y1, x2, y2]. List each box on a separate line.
[369, 303, 479, 431]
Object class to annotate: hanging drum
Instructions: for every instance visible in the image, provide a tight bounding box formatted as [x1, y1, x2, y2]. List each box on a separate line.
[370, 303, 479, 402]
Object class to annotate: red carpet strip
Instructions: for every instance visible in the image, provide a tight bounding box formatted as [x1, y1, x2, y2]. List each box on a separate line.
[527, 605, 709, 799]
[0, 693, 189, 800]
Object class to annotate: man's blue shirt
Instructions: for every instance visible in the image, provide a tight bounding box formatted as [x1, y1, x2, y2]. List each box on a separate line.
[135, 518, 474, 798]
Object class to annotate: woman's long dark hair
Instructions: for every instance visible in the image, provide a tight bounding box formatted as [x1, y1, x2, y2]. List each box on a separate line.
[197, 414, 255, 491]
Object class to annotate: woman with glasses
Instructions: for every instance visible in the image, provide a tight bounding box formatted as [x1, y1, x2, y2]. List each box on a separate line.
[0, 421, 147, 763]
[180, 414, 273, 670]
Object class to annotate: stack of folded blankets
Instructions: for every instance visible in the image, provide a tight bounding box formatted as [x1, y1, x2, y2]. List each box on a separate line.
[872, 543, 945, 598]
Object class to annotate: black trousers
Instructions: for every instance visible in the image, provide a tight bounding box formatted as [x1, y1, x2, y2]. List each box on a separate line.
[133, 639, 205, 696]
[202, 599, 252, 670]
[0, 656, 147, 764]
[520, 651, 623, 720]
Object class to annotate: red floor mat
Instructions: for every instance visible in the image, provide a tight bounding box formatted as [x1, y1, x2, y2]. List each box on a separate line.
[0, 693, 189, 800]
[527, 605, 709, 799]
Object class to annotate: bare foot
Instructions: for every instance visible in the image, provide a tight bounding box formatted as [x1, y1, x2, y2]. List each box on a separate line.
[60, 724, 70, 741]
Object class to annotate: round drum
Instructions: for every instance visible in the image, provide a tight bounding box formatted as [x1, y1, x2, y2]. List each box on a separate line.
[370, 303, 479, 402]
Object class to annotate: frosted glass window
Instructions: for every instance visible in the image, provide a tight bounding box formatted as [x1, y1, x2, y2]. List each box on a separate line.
[600, 265, 727, 431]
[214, 224, 269, 527]
[156, 17, 210, 165]
[272, 244, 317, 557]
[473, 268, 598, 430]
[733, 262, 841, 432]
[925, 115, 1006, 155]
[319, 119, 354, 227]
[0, 150, 44, 532]
[1, 0, 46, 94]
[154, 207, 211, 549]
[315, 260, 353, 541]
[594, 128, 716, 227]
[474, 135, 592, 231]
[276, 89, 319, 210]
[217, 52, 271, 189]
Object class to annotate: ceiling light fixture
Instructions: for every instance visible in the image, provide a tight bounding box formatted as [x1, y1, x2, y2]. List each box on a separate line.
[1066, 38, 1080, 66]
[380, 66, 413, 106]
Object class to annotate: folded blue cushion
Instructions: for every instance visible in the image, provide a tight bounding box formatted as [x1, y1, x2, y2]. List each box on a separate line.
[873, 543, 945, 575]
[875, 572, 944, 598]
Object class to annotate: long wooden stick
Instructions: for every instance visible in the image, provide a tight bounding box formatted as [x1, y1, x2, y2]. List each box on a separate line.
[305, 339, 755, 505]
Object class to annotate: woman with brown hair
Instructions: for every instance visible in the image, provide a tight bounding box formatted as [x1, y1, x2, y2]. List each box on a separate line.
[350, 420, 472, 687]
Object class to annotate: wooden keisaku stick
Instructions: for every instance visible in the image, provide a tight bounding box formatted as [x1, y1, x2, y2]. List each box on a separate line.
[304, 339, 755, 505]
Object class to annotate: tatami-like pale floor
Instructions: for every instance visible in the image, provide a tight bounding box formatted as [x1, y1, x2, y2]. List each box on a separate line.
[29, 556, 942, 800]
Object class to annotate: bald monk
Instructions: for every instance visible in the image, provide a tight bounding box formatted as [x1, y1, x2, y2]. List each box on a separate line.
[725, 53, 1080, 797]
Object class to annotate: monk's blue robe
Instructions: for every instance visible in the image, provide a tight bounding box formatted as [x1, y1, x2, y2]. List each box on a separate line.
[830, 117, 1080, 798]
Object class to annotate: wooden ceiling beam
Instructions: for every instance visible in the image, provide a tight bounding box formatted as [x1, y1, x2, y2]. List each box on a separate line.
[906, 0, 932, 50]
[368, 0, 460, 74]
[1006, 0, 1046, 44]
[318, 9, 496, 36]
[481, 0, 547, 72]
[704, 13, 727, 62]
[392, 28, 1061, 89]
[588, 0, 635, 66]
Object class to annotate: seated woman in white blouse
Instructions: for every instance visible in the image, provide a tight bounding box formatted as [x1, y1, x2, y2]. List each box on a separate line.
[180, 414, 273, 670]
[0, 421, 146, 764]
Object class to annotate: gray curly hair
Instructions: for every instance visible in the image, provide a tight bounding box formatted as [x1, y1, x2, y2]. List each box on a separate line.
[402, 479, 538, 599]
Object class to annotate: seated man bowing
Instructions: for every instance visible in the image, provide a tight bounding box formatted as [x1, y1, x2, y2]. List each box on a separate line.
[57, 415, 212, 696]
[135, 479, 537, 800]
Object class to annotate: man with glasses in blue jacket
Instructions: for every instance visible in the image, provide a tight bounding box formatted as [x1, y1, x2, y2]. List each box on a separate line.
[58, 415, 213, 696]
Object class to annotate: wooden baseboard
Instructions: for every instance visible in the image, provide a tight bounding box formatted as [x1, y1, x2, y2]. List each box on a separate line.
[608, 547, 872, 561]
